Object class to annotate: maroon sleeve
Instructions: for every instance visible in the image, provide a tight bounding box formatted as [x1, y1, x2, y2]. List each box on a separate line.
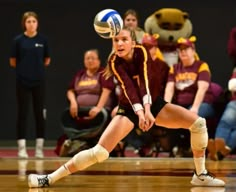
[68, 70, 85, 90]
[111, 62, 141, 104]
[110, 55, 143, 112]
[135, 46, 152, 105]
[197, 62, 211, 82]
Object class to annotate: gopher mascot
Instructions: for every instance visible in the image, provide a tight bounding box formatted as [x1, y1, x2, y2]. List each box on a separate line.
[144, 8, 193, 66]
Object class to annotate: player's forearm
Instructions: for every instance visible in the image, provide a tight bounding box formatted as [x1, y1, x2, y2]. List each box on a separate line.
[96, 88, 111, 109]
[192, 81, 209, 109]
[164, 82, 175, 102]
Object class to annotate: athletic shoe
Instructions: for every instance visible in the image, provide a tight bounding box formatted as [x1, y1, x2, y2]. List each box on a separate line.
[191, 170, 225, 186]
[191, 187, 225, 192]
[18, 148, 29, 158]
[35, 148, 44, 158]
[28, 174, 51, 188]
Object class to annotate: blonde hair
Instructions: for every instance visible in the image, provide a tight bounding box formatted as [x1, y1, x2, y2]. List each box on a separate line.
[103, 27, 136, 79]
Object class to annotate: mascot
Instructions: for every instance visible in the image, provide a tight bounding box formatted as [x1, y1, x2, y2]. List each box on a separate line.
[144, 8, 193, 66]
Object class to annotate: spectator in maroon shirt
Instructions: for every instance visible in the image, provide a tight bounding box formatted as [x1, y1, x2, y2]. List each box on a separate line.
[164, 36, 216, 158]
[57, 49, 116, 156]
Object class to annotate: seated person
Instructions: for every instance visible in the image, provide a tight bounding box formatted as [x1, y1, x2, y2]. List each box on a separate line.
[56, 49, 116, 156]
[164, 36, 216, 157]
[213, 67, 236, 160]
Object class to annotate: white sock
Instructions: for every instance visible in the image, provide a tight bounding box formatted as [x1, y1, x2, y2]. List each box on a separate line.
[36, 138, 44, 149]
[48, 165, 71, 184]
[18, 139, 26, 150]
[194, 156, 206, 175]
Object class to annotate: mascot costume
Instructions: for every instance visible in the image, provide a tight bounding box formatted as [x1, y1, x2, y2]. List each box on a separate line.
[144, 8, 193, 67]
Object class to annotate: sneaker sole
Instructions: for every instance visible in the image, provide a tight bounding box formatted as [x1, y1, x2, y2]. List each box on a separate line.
[191, 180, 225, 187]
[190, 181, 225, 187]
[28, 174, 33, 188]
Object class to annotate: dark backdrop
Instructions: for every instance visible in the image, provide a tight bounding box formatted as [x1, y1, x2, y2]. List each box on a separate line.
[1, 0, 236, 140]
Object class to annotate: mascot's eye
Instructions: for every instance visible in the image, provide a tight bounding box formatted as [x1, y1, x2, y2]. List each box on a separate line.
[160, 22, 171, 30]
[160, 22, 183, 30]
[174, 23, 183, 30]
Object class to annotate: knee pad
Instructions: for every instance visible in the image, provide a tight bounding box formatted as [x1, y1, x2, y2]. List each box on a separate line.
[189, 117, 208, 151]
[92, 144, 109, 162]
[72, 144, 109, 170]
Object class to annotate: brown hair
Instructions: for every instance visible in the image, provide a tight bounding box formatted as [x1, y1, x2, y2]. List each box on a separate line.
[21, 11, 39, 31]
[123, 9, 139, 22]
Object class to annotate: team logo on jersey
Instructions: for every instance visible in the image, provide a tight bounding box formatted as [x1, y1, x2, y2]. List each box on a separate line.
[35, 43, 44, 47]
[117, 108, 125, 114]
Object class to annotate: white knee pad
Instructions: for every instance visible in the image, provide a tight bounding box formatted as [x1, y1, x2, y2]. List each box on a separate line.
[92, 144, 109, 162]
[72, 144, 109, 170]
[189, 117, 208, 151]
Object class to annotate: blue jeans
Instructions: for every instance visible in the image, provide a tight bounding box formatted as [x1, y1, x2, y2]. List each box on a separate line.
[170, 102, 215, 149]
[190, 103, 216, 138]
[215, 100, 236, 150]
[188, 102, 215, 118]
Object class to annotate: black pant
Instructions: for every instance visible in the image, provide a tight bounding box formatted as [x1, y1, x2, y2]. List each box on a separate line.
[61, 107, 110, 140]
[16, 80, 45, 139]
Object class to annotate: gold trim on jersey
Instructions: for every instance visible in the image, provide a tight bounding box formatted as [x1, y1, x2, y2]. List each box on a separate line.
[135, 45, 151, 97]
[110, 55, 133, 107]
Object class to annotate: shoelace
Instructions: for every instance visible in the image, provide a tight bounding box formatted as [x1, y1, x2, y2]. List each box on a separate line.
[37, 175, 50, 187]
[198, 171, 216, 179]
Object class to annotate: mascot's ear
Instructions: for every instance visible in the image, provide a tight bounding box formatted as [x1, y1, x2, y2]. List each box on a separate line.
[183, 12, 189, 19]
[155, 13, 161, 19]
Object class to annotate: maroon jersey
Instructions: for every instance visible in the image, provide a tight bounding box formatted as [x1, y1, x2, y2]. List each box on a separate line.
[68, 67, 115, 110]
[167, 60, 213, 105]
[151, 57, 169, 97]
[108, 45, 163, 112]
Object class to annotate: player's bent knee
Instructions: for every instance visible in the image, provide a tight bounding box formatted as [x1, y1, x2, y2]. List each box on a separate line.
[189, 117, 208, 151]
[93, 144, 109, 162]
[189, 117, 207, 133]
[72, 144, 109, 170]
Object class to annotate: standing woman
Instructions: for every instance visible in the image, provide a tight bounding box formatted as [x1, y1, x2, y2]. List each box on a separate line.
[123, 9, 145, 44]
[9, 11, 51, 158]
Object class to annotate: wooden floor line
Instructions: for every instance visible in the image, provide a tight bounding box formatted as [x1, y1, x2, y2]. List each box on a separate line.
[0, 158, 234, 192]
[0, 169, 232, 177]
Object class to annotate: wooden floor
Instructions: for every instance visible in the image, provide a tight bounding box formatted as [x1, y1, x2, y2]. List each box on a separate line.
[0, 157, 235, 192]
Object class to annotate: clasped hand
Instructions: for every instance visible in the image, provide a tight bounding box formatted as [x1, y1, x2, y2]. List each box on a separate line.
[137, 110, 155, 132]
